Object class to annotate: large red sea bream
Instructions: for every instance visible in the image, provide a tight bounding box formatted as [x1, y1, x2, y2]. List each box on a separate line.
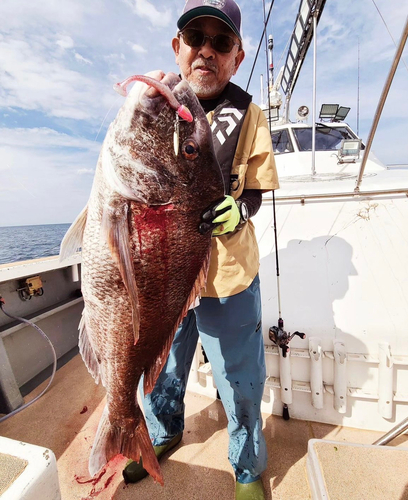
[60, 71, 224, 485]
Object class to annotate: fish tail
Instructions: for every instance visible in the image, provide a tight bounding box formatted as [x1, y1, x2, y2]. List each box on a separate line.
[88, 405, 163, 485]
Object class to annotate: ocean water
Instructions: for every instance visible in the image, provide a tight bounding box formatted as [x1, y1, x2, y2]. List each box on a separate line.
[0, 223, 71, 265]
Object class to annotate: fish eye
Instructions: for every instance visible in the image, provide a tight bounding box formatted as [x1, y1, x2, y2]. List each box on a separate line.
[182, 139, 199, 160]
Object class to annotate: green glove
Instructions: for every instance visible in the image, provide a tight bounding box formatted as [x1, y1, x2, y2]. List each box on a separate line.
[211, 195, 241, 236]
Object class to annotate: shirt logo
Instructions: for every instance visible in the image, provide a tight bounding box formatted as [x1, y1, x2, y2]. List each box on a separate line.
[211, 108, 243, 145]
[203, 0, 226, 9]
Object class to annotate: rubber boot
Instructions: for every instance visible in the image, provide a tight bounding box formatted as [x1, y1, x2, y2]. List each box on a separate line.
[235, 479, 265, 500]
[122, 433, 183, 484]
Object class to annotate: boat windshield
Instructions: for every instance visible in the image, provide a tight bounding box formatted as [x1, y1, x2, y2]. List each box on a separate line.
[271, 129, 294, 154]
[293, 126, 357, 151]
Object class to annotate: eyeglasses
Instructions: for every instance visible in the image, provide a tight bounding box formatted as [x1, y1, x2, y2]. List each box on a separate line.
[179, 28, 240, 54]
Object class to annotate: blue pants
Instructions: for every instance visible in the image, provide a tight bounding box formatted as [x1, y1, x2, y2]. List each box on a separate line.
[141, 275, 267, 484]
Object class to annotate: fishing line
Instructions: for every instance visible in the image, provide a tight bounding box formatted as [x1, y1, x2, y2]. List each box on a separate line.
[275, 34, 292, 73]
[94, 95, 122, 142]
[261, 0, 283, 321]
[371, 0, 408, 73]
[5, 164, 37, 200]
[0, 298, 57, 423]
[245, 0, 276, 92]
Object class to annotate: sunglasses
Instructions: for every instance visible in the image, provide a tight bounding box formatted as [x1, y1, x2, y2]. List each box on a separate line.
[179, 28, 240, 54]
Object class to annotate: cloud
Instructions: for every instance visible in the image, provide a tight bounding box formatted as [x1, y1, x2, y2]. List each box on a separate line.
[75, 52, 93, 65]
[129, 43, 147, 54]
[0, 127, 101, 151]
[77, 168, 95, 174]
[0, 34, 113, 121]
[0, 0, 94, 30]
[0, 127, 99, 225]
[242, 36, 257, 57]
[123, 0, 172, 28]
[105, 53, 126, 62]
[56, 35, 75, 50]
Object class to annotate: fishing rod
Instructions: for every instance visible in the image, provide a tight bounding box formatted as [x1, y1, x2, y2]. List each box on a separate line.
[251, 1, 307, 420]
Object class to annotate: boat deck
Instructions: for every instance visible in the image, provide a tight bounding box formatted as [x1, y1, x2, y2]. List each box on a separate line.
[1, 354, 407, 500]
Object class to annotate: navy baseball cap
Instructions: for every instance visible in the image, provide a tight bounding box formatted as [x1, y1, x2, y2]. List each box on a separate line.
[177, 0, 243, 41]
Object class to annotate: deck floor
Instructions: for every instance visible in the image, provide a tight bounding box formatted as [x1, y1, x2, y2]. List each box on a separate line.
[1, 354, 407, 500]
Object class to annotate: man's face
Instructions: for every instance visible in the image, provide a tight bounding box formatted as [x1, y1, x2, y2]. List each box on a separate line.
[172, 17, 245, 99]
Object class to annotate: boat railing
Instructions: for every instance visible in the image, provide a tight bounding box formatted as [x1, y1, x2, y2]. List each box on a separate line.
[373, 416, 408, 446]
[263, 187, 408, 204]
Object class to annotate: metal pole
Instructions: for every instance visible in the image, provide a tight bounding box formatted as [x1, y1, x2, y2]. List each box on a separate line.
[285, 93, 291, 123]
[311, 11, 318, 176]
[357, 37, 360, 136]
[355, 16, 408, 192]
[373, 416, 408, 446]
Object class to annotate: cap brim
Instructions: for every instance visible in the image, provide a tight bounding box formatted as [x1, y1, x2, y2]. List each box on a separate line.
[177, 7, 242, 40]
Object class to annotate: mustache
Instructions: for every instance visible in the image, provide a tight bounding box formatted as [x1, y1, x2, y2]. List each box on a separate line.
[192, 59, 217, 73]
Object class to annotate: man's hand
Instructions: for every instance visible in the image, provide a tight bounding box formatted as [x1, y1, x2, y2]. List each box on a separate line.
[199, 195, 241, 236]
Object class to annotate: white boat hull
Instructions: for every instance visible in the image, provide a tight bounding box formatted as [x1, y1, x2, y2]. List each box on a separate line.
[189, 165, 408, 432]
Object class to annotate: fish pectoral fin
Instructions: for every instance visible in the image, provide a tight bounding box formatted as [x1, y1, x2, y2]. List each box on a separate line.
[59, 205, 88, 261]
[102, 197, 140, 343]
[89, 405, 164, 486]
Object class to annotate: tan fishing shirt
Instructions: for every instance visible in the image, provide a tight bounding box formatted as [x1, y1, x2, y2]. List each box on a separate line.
[202, 102, 279, 298]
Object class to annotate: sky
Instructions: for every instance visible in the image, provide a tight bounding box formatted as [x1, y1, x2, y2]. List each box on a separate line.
[1, 0, 407, 227]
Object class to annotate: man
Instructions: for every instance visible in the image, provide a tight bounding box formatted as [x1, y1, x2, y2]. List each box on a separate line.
[124, 1, 279, 498]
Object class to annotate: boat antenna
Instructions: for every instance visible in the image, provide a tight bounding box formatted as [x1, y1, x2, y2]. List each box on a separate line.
[268, 35, 274, 85]
[245, 0, 276, 92]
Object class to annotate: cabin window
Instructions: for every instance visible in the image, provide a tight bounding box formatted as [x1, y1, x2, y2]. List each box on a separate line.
[293, 126, 357, 151]
[271, 129, 294, 154]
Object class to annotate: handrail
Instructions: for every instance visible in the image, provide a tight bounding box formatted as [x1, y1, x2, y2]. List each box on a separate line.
[355, 17, 408, 192]
[373, 416, 408, 446]
[263, 187, 408, 204]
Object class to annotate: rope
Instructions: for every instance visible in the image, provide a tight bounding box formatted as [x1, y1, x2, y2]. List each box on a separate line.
[0, 301, 57, 423]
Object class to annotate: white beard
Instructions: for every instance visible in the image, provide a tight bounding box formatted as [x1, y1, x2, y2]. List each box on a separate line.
[180, 56, 237, 99]
[185, 77, 225, 98]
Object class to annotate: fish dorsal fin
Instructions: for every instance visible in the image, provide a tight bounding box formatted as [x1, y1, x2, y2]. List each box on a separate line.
[102, 198, 140, 344]
[59, 205, 88, 261]
[143, 249, 211, 394]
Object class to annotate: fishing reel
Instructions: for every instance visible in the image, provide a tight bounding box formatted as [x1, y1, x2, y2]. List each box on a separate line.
[269, 320, 306, 357]
[269, 320, 306, 421]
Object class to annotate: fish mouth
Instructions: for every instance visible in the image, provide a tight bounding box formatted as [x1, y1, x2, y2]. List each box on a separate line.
[139, 72, 195, 122]
[138, 72, 186, 120]
[143, 72, 181, 98]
